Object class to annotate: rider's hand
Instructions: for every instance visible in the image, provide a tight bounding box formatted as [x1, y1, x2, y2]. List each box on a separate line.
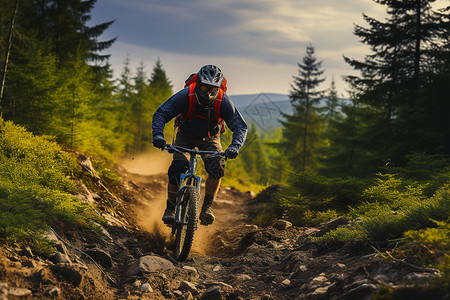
[224, 144, 239, 159]
[152, 135, 166, 150]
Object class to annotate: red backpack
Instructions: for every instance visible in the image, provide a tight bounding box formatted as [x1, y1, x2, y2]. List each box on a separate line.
[175, 73, 227, 137]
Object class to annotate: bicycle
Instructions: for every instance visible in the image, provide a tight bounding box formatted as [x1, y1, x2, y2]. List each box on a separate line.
[163, 144, 224, 262]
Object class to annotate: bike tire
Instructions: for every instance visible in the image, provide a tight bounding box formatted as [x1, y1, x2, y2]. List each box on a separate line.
[174, 186, 199, 262]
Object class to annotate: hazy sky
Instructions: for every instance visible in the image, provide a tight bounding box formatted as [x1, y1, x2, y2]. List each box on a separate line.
[90, 0, 447, 96]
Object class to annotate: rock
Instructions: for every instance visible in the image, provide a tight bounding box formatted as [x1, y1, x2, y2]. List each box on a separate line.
[304, 228, 321, 236]
[320, 217, 349, 232]
[19, 247, 34, 258]
[182, 266, 198, 274]
[312, 274, 328, 283]
[173, 290, 183, 298]
[84, 247, 113, 268]
[213, 265, 222, 272]
[126, 255, 175, 277]
[0, 282, 8, 294]
[200, 286, 221, 300]
[246, 190, 256, 198]
[21, 260, 36, 268]
[44, 286, 61, 297]
[234, 274, 252, 281]
[299, 265, 308, 272]
[183, 291, 194, 300]
[8, 287, 32, 299]
[340, 283, 378, 300]
[179, 281, 198, 294]
[405, 272, 438, 283]
[217, 282, 234, 293]
[273, 219, 292, 230]
[312, 285, 330, 295]
[243, 224, 259, 230]
[281, 279, 291, 286]
[337, 263, 346, 269]
[50, 263, 83, 286]
[49, 252, 71, 264]
[140, 283, 153, 293]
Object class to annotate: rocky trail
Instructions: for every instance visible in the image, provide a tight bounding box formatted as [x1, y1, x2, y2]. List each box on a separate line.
[0, 157, 441, 299]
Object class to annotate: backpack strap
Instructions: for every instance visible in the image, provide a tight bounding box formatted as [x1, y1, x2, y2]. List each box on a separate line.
[186, 83, 197, 120]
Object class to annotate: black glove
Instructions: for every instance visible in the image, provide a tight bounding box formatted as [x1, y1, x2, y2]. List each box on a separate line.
[152, 135, 166, 150]
[224, 144, 239, 159]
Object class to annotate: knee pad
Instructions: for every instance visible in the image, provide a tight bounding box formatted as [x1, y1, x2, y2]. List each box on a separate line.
[204, 156, 225, 180]
[168, 160, 189, 185]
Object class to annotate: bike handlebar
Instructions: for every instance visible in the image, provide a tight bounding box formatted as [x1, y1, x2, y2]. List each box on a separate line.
[164, 144, 225, 157]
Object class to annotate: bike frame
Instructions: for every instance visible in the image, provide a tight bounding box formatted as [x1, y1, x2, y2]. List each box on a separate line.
[172, 153, 202, 234]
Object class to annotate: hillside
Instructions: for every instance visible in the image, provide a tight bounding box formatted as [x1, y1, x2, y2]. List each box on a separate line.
[0, 151, 447, 299]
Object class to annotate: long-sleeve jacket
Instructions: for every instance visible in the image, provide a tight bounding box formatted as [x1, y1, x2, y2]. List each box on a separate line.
[152, 87, 248, 149]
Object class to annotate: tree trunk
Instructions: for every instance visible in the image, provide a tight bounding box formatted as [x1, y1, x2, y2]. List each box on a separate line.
[0, 0, 19, 108]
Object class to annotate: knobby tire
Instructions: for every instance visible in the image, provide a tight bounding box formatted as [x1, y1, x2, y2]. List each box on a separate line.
[174, 186, 199, 262]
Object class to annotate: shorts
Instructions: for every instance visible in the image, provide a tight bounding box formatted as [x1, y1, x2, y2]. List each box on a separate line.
[168, 131, 225, 184]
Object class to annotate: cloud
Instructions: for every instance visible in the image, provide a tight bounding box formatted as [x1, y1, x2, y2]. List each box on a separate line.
[96, 0, 441, 95]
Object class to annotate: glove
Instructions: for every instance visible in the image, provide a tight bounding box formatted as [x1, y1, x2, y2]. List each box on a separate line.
[152, 135, 166, 150]
[224, 144, 239, 159]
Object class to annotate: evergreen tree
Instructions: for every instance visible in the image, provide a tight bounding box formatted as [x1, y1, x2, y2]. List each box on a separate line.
[239, 125, 270, 184]
[344, 0, 444, 162]
[26, 0, 116, 67]
[279, 44, 326, 172]
[148, 58, 173, 140]
[324, 76, 340, 130]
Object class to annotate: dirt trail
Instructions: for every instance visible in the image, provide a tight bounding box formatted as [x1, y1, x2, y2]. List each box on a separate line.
[0, 153, 443, 299]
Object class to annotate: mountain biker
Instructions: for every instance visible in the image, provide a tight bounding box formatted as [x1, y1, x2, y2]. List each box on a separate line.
[152, 65, 248, 226]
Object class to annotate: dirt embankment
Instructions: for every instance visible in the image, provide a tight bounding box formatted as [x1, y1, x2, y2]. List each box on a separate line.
[0, 153, 444, 299]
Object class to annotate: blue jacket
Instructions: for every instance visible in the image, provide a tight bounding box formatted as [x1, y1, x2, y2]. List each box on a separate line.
[152, 87, 248, 149]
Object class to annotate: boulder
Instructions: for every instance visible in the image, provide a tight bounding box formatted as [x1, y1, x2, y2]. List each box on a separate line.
[139, 283, 153, 293]
[50, 263, 84, 286]
[179, 281, 198, 295]
[84, 247, 113, 269]
[273, 220, 292, 230]
[49, 252, 71, 264]
[8, 287, 32, 299]
[200, 286, 221, 300]
[126, 255, 175, 277]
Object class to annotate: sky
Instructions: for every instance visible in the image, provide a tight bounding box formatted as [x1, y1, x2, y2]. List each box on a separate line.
[89, 0, 447, 97]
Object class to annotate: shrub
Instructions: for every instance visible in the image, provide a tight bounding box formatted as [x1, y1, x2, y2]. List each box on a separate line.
[0, 119, 100, 253]
[317, 175, 450, 244]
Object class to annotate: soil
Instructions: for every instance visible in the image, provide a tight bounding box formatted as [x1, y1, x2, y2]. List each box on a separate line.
[0, 156, 445, 299]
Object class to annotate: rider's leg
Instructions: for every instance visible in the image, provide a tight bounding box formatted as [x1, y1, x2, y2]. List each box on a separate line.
[200, 176, 221, 225]
[200, 135, 225, 225]
[162, 183, 178, 223]
[163, 158, 189, 224]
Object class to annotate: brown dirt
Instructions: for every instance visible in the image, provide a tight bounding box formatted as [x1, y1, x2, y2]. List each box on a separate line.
[0, 153, 444, 299]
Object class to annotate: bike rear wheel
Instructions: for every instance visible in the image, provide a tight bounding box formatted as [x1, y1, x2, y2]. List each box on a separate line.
[174, 186, 199, 262]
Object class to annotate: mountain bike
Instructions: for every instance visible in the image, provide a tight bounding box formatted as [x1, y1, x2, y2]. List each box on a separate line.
[163, 144, 224, 262]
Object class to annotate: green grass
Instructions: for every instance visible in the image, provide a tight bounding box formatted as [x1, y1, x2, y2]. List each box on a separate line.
[316, 175, 450, 244]
[0, 118, 101, 254]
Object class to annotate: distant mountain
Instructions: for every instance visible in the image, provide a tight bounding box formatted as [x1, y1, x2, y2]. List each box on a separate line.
[229, 93, 291, 131]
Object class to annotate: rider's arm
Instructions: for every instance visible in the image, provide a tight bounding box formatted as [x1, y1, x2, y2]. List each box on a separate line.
[221, 94, 248, 149]
[152, 88, 189, 138]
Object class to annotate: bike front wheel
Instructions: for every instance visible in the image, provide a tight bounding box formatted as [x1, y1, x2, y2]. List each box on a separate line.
[174, 186, 199, 262]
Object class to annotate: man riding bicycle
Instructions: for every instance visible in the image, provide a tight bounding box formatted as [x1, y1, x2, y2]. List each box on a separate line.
[152, 65, 248, 226]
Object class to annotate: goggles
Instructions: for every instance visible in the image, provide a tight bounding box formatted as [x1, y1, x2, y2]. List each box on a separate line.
[199, 84, 219, 94]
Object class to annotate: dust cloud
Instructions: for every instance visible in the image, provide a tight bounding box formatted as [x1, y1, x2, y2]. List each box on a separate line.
[120, 151, 172, 175]
[121, 150, 241, 257]
[121, 151, 175, 250]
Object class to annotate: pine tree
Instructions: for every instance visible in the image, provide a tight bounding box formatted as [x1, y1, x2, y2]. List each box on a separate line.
[239, 125, 270, 184]
[27, 0, 115, 67]
[279, 44, 326, 172]
[343, 0, 443, 162]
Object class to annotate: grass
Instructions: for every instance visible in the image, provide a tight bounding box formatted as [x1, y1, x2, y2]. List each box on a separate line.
[0, 118, 101, 254]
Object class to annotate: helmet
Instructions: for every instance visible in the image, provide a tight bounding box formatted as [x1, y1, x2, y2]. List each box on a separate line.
[195, 65, 224, 106]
